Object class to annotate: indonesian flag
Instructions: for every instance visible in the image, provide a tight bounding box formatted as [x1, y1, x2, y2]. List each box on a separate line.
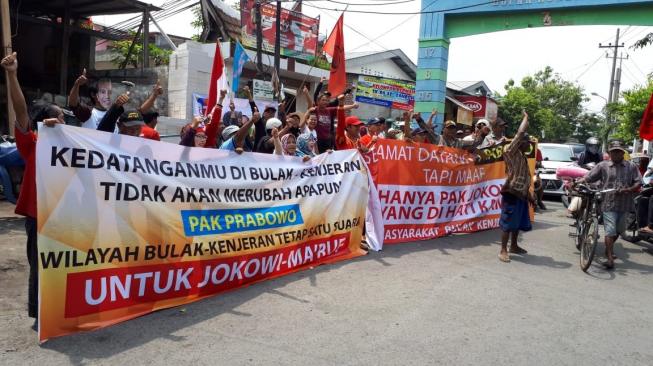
[205, 42, 228, 115]
[640, 92, 653, 140]
[323, 14, 346, 96]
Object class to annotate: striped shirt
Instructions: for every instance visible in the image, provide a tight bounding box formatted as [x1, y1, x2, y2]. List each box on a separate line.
[502, 137, 531, 200]
[584, 160, 641, 212]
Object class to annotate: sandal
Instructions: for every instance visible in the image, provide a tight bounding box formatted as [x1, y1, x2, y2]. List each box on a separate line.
[498, 253, 510, 263]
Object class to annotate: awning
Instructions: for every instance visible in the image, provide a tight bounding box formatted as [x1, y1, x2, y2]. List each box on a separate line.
[445, 96, 473, 112]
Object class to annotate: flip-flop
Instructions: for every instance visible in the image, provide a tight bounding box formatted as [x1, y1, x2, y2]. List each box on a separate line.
[498, 253, 510, 263]
[509, 247, 528, 255]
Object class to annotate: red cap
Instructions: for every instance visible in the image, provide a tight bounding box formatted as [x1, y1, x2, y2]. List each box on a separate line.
[195, 127, 205, 134]
[346, 116, 364, 126]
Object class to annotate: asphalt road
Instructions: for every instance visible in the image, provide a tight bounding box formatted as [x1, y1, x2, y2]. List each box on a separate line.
[2, 199, 653, 365]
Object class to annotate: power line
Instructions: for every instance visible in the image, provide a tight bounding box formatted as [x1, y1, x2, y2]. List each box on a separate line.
[303, 0, 496, 15]
[574, 53, 604, 81]
[349, 0, 439, 52]
[324, 0, 416, 5]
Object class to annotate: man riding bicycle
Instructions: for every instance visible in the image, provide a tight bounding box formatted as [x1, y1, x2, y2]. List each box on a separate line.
[577, 140, 641, 270]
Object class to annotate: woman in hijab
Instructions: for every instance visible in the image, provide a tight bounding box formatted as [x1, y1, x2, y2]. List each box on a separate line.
[296, 133, 317, 158]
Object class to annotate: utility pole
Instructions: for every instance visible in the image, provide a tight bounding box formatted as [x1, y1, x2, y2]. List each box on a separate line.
[1, 0, 15, 135]
[598, 28, 625, 147]
[599, 28, 625, 104]
[254, 0, 263, 77]
[613, 53, 629, 101]
[273, 1, 281, 100]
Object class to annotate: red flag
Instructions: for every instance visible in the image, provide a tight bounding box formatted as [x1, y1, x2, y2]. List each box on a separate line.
[323, 14, 346, 96]
[640, 92, 653, 140]
[205, 43, 224, 115]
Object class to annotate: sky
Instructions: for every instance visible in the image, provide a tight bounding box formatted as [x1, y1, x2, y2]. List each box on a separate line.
[97, 0, 653, 114]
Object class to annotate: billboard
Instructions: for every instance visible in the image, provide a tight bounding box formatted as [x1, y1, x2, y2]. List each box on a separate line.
[240, 0, 320, 61]
[355, 75, 415, 111]
[455, 96, 499, 121]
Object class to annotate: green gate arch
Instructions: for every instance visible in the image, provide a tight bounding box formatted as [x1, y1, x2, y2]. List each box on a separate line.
[417, 0, 653, 130]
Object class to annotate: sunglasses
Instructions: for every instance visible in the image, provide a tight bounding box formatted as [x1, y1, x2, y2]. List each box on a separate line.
[446, 125, 457, 129]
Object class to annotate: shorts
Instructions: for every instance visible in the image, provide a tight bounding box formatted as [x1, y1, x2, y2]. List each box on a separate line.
[603, 211, 627, 237]
[499, 193, 532, 233]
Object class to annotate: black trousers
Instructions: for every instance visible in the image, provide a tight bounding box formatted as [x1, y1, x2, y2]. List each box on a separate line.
[635, 195, 653, 229]
[25, 217, 38, 318]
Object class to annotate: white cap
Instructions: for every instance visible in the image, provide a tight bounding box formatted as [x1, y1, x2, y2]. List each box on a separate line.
[221, 125, 240, 140]
[476, 119, 489, 128]
[265, 117, 282, 131]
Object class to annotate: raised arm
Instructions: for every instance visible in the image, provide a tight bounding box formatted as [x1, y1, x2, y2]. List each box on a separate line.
[1, 53, 30, 132]
[414, 112, 438, 144]
[271, 128, 283, 155]
[243, 85, 257, 114]
[235, 111, 258, 149]
[302, 85, 314, 109]
[205, 90, 226, 148]
[68, 68, 87, 108]
[426, 108, 437, 128]
[342, 102, 359, 111]
[138, 79, 163, 113]
[402, 110, 412, 140]
[515, 110, 529, 139]
[335, 94, 347, 149]
[313, 77, 325, 105]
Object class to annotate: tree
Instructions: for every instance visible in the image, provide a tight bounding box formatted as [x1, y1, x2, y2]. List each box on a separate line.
[497, 66, 591, 142]
[109, 32, 172, 68]
[633, 33, 653, 51]
[612, 78, 653, 143]
[190, 5, 204, 42]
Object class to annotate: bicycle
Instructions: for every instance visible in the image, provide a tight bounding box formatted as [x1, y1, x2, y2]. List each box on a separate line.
[572, 183, 613, 272]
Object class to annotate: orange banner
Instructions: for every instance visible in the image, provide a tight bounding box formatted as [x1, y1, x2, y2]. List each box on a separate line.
[363, 139, 536, 244]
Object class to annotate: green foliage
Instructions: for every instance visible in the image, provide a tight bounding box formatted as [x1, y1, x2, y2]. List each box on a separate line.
[497, 66, 593, 142]
[632, 32, 653, 50]
[109, 32, 172, 68]
[190, 5, 204, 42]
[612, 78, 653, 143]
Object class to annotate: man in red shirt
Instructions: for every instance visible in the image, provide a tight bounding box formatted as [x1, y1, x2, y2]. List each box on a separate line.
[335, 95, 365, 150]
[2, 52, 65, 329]
[140, 111, 161, 141]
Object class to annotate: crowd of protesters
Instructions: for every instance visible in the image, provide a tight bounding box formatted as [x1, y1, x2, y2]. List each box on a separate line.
[2, 50, 551, 331]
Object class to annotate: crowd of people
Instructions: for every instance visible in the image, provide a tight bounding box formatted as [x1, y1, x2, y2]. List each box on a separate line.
[2, 50, 644, 331]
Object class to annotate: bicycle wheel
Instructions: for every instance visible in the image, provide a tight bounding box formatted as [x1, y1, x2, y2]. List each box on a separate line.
[580, 217, 599, 272]
[573, 216, 584, 250]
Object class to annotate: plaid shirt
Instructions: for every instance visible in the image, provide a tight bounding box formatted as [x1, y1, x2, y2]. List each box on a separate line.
[502, 137, 531, 200]
[585, 160, 642, 212]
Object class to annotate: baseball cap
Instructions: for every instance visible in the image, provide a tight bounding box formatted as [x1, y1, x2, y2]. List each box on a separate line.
[366, 117, 385, 126]
[444, 120, 457, 128]
[494, 117, 507, 126]
[476, 119, 489, 128]
[264, 104, 277, 113]
[346, 116, 364, 126]
[265, 117, 282, 131]
[608, 140, 627, 152]
[222, 125, 240, 140]
[118, 111, 145, 127]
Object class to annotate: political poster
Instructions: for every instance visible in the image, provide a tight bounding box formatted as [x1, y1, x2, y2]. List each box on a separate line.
[364, 140, 536, 244]
[240, 0, 320, 61]
[355, 76, 415, 111]
[35, 125, 371, 341]
[192, 93, 276, 118]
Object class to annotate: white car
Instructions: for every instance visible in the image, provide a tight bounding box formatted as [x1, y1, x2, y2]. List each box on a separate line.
[538, 143, 577, 199]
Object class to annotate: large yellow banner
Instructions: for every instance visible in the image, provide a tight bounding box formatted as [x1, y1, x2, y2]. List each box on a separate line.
[36, 126, 371, 342]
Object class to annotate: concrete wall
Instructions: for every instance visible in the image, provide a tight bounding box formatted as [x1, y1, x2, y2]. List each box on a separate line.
[168, 41, 230, 121]
[349, 58, 412, 81]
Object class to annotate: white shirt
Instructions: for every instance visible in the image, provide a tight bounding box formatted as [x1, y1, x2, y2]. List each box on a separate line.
[81, 108, 118, 133]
